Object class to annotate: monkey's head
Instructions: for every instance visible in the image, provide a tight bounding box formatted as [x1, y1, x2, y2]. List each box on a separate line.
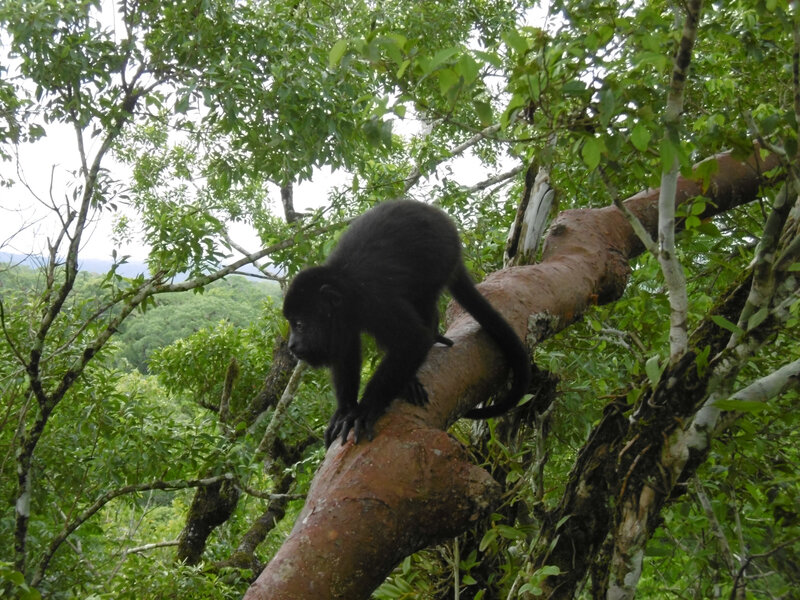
[283, 266, 347, 367]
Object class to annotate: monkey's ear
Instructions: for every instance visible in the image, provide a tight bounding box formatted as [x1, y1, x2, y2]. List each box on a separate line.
[319, 283, 343, 307]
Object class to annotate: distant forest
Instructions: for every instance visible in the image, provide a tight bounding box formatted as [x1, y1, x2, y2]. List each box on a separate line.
[0, 262, 280, 373]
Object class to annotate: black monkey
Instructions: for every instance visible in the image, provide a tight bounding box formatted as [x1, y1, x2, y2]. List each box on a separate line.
[282, 200, 530, 446]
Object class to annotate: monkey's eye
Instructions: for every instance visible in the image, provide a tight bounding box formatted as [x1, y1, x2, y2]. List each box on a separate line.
[291, 319, 304, 332]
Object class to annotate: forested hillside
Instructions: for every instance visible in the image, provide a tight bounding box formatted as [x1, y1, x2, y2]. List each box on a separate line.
[1, 0, 799, 599]
[0, 265, 278, 372]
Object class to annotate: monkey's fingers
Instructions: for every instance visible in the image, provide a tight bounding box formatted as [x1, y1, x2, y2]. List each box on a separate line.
[325, 410, 350, 447]
[339, 417, 356, 445]
[352, 415, 375, 444]
[324, 419, 338, 447]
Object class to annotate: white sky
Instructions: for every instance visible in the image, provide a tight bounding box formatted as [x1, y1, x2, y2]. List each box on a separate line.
[0, 121, 352, 263]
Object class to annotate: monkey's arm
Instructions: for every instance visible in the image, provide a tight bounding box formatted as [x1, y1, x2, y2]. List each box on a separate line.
[350, 305, 434, 442]
[325, 334, 362, 447]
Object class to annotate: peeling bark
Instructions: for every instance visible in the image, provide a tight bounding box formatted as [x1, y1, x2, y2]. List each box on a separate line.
[245, 147, 780, 600]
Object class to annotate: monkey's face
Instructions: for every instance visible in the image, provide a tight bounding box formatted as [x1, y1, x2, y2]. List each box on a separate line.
[283, 267, 345, 366]
[285, 316, 330, 366]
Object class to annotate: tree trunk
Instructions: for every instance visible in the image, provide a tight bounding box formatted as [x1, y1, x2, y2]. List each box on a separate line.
[244, 147, 780, 600]
[177, 339, 297, 564]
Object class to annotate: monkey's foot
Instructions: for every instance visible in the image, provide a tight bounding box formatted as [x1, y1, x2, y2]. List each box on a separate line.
[401, 377, 429, 407]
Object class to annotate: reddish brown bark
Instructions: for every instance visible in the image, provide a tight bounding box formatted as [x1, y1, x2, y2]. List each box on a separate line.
[244, 147, 779, 600]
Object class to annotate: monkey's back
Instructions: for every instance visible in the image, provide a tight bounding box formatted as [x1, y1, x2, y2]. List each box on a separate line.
[326, 200, 462, 297]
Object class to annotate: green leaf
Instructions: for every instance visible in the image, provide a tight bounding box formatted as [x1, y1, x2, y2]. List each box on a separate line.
[630, 124, 651, 152]
[473, 49, 503, 68]
[428, 47, 460, 71]
[694, 221, 721, 237]
[396, 59, 410, 79]
[474, 100, 493, 126]
[693, 158, 719, 192]
[598, 88, 615, 126]
[562, 79, 587, 95]
[581, 136, 602, 170]
[645, 354, 662, 386]
[496, 524, 526, 540]
[713, 398, 768, 412]
[438, 68, 461, 99]
[710, 315, 745, 335]
[479, 528, 498, 551]
[685, 215, 701, 229]
[690, 199, 707, 215]
[634, 50, 670, 71]
[747, 307, 769, 330]
[455, 53, 479, 85]
[328, 38, 348, 69]
[503, 29, 529, 54]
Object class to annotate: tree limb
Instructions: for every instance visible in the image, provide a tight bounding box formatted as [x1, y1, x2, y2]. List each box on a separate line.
[244, 146, 781, 600]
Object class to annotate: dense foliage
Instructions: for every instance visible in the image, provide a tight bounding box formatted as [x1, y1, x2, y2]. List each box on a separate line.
[0, 0, 798, 598]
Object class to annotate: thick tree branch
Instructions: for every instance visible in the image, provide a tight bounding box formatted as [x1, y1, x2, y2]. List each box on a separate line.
[244, 146, 780, 600]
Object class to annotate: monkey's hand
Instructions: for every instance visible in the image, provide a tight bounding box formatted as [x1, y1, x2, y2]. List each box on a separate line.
[325, 408, 376, 447]
[324, 409, 354, 447]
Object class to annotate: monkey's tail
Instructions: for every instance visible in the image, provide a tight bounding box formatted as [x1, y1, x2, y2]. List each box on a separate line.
[449, 265, 530, 419]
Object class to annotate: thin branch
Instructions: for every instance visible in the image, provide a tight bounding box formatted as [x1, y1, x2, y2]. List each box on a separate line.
[32, 474, 235, 586]
[403, 123, 502, 192]
[121, 540, 180, 557]
[460, 164, 524, 194]
[154, 220, 345, 295]
[730, 537, 800, 599]
[223, 231, 284, 283]
[693, 477, 736, 575]
[657, 0, 703, 364]
[0, 299, 25, 364]
[744, 111, 788, 161]
[256, 362, 308, 461]
[685, 356, 800, 455]
[614, 196, 657, 254]
[793, 0, 800, 159]
[238, 483, 306, 502]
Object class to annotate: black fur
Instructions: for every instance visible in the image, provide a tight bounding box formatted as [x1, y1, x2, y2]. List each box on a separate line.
[282, 200, 530, 446]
